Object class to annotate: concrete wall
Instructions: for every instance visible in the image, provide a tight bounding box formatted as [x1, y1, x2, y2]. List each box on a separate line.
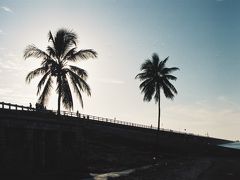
[0, 109, 86, 174]
[0, 109, 232, 175]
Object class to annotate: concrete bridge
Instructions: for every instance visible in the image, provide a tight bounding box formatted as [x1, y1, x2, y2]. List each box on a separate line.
[0, 102, 231, 175]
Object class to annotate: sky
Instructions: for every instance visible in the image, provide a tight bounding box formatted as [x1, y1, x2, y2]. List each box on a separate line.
[0, 0, 240, 140]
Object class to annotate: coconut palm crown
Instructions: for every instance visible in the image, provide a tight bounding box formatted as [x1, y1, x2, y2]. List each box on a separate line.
[135, 53, 179, 131]
[24, 28, 97, 115]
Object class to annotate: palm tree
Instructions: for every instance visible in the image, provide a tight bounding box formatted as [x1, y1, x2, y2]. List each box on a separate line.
[24, 28, 97, 115]
[135, 53, 179, 133]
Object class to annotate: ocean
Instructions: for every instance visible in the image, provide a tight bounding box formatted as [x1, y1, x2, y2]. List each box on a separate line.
[219, 142, 240, 150]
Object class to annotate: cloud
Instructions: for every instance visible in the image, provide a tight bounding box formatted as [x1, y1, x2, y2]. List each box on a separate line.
[0, 52, 23, 71]
[1, 6, 13, 13]
[0, 88, 14, 96]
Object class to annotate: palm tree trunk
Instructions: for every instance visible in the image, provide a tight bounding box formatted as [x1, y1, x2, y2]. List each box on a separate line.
[57, 76, 61, 115]
[157, 92, 161, 131]
[156, 88, 161, 157]
[57, 92, 61, 115]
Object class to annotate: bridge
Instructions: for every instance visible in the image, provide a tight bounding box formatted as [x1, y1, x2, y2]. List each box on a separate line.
[0, 101, 231, 175]
[0, 101, 203, 137]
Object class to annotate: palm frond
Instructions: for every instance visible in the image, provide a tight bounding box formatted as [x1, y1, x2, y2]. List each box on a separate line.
[161, 56, 169, 65]
[24, 45, 49, 60]
[48, 31, 55, 44]
[140, 59, 152, 71]
[158, 56, 169, 71]
[69, 65, 88, 79]
[62, 47, 77, 61]
[163, 79, 178, 94]
[63, 29, 77, 46]
[37, 71, 51, 95]
[60, 74, 73, 110]
[139, 78, 153, 90]
[135, 72, 145, 79]
[135, 72, 154, 80]
[142, 82, 155, 102]
[139, 78, 156, 102]
[38, 76, 53, 105]
[67, 69, 91, 96]
[46, 46, 56, 58]
[162, 67, 179, 75]
[152, 53, 160, 67]
[68, 71, 84, 107]
[54, 29, 77, 59]
[25, 67, 48, 83]
[162, 83, 174, 99]
[69, 49, 97, 61]
[41, 57, 58, 68]
[164, 74, 177, 81]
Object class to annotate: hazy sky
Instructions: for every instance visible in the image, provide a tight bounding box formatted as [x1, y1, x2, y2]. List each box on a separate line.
[0, 0, 240, 140]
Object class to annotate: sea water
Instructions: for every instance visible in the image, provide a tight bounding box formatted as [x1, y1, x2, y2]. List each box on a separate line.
[219, 142, 240, 150]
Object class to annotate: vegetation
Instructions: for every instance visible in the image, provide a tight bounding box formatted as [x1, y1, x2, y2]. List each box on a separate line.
[135, 53, 179, 132]
[24, 28, 97, 115]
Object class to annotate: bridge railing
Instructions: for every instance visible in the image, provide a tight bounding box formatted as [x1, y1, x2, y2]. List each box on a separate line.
[0, 101, 155, 129]
[53, 109, 155, 129]
[0, 101, 206, 137]
[0, 102, 35, 111]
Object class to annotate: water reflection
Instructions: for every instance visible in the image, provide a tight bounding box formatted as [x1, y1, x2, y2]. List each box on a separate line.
[219, 142, 240, 150]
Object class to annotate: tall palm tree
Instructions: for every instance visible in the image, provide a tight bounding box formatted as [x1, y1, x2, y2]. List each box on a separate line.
[135, 53, 179, 133]
[24, 28, 97, 115]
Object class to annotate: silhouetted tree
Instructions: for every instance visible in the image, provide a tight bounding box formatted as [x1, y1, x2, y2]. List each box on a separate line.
[135, 53, 179, 150]
[24, 28, 97, 115]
